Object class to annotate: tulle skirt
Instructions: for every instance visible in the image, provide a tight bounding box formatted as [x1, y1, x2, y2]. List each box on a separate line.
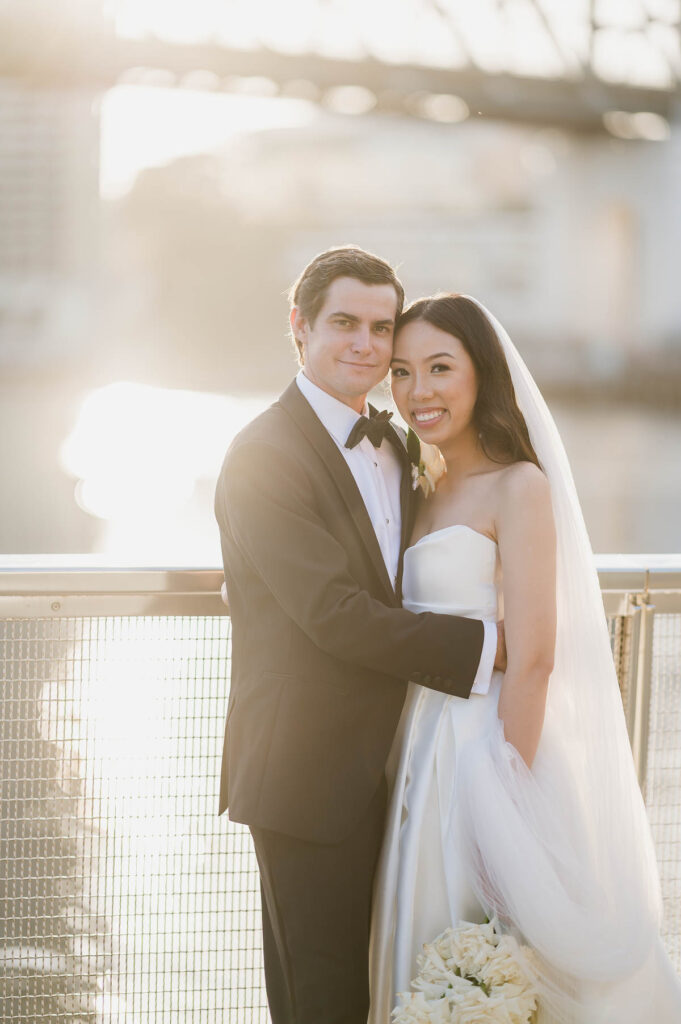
[368, 675, 681, 1024]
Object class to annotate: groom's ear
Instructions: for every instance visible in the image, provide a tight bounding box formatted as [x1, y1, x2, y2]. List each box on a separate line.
[290, 307, 306, 364]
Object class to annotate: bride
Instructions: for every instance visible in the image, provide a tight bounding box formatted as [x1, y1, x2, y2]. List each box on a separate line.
[368, 294, 681, 1023]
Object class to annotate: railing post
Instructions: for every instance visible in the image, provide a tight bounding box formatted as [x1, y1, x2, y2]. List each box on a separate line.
[625, 584, 656, 796]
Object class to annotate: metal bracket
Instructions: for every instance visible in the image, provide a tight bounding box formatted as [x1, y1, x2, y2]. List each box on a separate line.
[622, 581, 656, 796]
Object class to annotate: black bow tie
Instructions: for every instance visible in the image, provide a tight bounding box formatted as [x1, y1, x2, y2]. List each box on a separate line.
[345, 408, 394, 450]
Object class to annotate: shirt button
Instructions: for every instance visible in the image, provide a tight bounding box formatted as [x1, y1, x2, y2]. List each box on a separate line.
[385, 518, 390, 525]
[374, 461, 378, 468]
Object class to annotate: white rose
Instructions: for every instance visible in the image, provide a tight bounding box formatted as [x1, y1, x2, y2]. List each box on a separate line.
[392, 990, 450, 1023]
[480, 943, 528, 988]
[433, 922, 496, 979]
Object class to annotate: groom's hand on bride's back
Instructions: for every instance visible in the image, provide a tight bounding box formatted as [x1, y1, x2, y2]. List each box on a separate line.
[494, 620, 507, 672]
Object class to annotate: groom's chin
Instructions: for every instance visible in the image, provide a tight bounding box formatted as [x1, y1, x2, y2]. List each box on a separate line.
[352, 369, 390, 393]
[339, 376, 382, 399]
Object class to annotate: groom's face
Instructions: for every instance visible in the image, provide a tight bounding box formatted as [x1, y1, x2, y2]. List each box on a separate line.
[292, 276, 398, 413]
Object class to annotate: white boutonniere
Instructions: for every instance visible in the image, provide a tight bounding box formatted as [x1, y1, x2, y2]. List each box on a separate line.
[407, 428, 447, 497]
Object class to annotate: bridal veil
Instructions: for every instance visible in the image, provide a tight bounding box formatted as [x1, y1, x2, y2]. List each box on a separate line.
[454, 300, 677, 1022]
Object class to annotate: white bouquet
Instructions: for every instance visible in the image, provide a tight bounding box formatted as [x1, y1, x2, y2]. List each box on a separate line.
[392, 920, 537, 1024]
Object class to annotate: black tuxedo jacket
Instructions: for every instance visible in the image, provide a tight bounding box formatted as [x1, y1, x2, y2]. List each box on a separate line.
[214, 380, 485, 844]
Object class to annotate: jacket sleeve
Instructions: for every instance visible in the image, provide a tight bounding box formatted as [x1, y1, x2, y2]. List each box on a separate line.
[215, 439, 485, 698]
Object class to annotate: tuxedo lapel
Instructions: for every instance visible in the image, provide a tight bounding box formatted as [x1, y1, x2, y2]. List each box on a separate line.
[279, 382, 397, 604]
[387, 422, 416, 601]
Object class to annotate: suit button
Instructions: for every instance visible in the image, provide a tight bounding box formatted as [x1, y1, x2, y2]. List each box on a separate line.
[422, 674, 432, 684]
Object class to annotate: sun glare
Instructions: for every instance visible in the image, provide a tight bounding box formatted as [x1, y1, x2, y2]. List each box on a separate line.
[60, 382, 272, 560]
[100, 86, 315, 198]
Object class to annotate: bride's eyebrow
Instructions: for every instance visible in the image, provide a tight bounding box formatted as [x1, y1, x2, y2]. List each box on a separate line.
[391, 351, 455, 364]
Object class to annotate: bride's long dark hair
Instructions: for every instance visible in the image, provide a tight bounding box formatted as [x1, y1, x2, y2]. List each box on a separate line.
[397, 294, 540, 468]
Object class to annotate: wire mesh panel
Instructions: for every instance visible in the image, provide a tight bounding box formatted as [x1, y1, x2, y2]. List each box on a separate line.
[645, 613, 681, 968]
[0, 615, 268, 1024]
[608, 613, 634, 712]
[1, 599, 681, 1022]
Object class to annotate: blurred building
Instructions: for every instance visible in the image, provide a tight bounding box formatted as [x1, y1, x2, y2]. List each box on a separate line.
[0, 0, 679, 555]
[0, 1, 104, 370]
[217, 113, 681, 387]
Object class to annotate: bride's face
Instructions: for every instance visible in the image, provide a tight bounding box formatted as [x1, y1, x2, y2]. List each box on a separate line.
[391, 320, 478, 446]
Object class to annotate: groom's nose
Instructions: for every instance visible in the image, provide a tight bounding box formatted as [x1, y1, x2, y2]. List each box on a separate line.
[349, 327, 372, 353]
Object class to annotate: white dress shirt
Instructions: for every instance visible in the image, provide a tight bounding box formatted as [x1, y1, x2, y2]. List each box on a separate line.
[295, 370, 495, 695]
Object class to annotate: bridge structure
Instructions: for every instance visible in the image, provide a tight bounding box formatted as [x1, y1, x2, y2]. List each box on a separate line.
[1, 1, 680, 383]
[1, 0, 680, 132]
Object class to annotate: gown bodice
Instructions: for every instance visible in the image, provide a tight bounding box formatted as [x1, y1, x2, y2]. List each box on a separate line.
[402, 525, 499, 622]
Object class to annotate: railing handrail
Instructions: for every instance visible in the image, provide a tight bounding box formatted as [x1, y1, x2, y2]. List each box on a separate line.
[0, 559, 224, 616]
[1, 555, 680, 597]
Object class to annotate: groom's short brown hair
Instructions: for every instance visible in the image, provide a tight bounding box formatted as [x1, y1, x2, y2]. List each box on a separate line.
[288, 245, 405, 361]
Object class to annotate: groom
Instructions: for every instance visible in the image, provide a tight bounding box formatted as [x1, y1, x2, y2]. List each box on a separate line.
[214, 246, 500, 1024]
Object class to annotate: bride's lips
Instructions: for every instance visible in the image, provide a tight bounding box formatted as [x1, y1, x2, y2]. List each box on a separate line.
[411, 408, 446, 428]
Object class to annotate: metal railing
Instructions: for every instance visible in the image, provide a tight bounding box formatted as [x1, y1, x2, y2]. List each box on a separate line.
[0, 555, 680, 1022]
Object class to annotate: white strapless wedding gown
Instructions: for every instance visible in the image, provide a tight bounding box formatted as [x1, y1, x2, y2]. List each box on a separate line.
[368, 525, 681, 1024]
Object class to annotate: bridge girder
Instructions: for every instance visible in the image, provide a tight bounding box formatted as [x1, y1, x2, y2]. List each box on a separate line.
[1, 27, 679, 133]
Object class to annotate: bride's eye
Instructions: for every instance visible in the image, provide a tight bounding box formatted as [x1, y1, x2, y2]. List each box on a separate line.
[391, 367, 408, 378]
[431, 363, 451, 373]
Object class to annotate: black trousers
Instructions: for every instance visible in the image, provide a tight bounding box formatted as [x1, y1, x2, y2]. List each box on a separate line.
[250, 776, 388, 1024]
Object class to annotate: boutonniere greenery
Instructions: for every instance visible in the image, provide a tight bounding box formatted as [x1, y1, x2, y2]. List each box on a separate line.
[406, 428, 447, 497]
